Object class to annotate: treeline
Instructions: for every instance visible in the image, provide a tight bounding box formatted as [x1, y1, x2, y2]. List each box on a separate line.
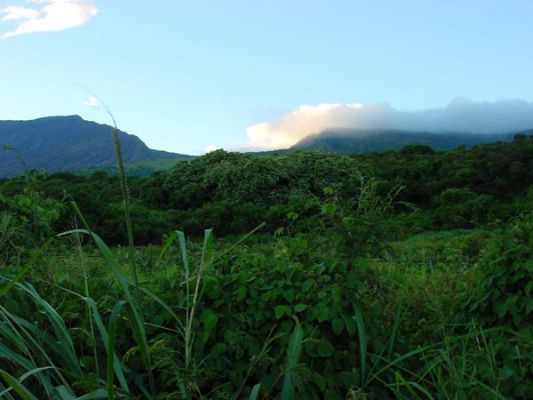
[1, 134, 531, 244]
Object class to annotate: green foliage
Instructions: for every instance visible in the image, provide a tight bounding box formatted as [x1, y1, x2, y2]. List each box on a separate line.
[78, 158, 188, 177]
[9, 188, 63, 239]
[399, 144, 434, 156]
[0, 137, 531, 399]
[0, 173, 62, 261]
[451, 215, 533, 398]
[2, 136, 532, 243]
[433, 188, 493, 228]
[0, 210, 26, 263]
[466, 214, 533, 330]
[311, 179, 401, 256]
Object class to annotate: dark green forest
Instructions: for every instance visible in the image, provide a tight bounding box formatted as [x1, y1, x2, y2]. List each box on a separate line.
[0, 135, 531, 399]
[2, 134, 532, 244]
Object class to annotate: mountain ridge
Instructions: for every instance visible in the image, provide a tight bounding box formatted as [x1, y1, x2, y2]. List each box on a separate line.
[292, 127, 528, 153]
[1, 116, 531, 178]
[0, 115, 190, 178]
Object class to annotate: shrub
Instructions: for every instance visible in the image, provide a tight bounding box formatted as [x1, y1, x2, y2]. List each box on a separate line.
[433, 187, 493, 228]
[465, 214, 533, 330]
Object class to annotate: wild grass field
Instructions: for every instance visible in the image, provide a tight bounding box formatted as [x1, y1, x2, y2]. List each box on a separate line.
[0, 135, 531, 399]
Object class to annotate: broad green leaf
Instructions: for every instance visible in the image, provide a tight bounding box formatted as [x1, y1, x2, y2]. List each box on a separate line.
[332, 318, 344, 335]
[318, 337, 335, 357]
[201, 309, 218, 332]
[294, 303, 308, 313]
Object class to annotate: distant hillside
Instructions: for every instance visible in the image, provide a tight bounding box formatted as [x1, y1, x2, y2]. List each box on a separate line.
[0, 116, 191, 178]
[292, 128, 527, 153]
[77, 158, 189, 177]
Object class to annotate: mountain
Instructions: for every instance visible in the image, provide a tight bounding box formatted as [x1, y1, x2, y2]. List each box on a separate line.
[0, 115, 191, 178]
[292, 128, 526, 153]
[2, 116, 530, 178]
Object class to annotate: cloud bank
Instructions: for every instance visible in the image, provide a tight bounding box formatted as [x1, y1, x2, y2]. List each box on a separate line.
[1, 0, 98, 39]
[246, 98, 533, 150]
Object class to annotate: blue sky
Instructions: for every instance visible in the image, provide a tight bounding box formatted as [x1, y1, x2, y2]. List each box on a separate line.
[1, 1, 533, 153]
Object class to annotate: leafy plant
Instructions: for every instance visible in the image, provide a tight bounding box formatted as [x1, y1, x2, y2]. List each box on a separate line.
[466, 213, 533, 330]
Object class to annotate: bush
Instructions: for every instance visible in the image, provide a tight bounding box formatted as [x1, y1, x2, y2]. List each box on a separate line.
[147, 234, 380, 398]
[466, 214, 533, 330]
[433, 188, 493, 228]
[0, 184, 62, 260]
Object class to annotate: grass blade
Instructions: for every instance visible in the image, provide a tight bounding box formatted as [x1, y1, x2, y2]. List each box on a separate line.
[281, 318, 304, 400]
[106, 300, 127, 400]
[59, 226, 154, 395]
[83, 297, 129, 392]
[354, 303, 367, 385]
[248, 384, 261, 400]
[0, 369, 38, 400]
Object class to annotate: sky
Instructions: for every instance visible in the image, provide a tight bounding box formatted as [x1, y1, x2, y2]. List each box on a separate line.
[1, 0, 533, 154]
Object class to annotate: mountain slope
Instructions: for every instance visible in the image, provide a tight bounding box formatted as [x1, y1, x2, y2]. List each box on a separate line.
[76, 158, 190, 177]
[292, 128, 525, 153]
[0, 115, 191, 178]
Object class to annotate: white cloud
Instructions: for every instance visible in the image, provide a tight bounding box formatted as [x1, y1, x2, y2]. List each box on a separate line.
[246, 98, 533, 150]
[2, 6, 39, 21]
[1, 0, 98, 39]
[247, 103, 364, 150]
[83, 95, 100, 107]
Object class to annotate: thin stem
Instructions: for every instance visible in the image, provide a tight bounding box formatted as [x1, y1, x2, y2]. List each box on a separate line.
[109, 122, 140, 304]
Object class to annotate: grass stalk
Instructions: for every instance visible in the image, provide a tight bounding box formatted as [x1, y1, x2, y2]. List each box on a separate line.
[90, 96, 140, 303]
[179, 229, 213, 368]
[61, 203, 155, 395]
[110, 121, 140, 304]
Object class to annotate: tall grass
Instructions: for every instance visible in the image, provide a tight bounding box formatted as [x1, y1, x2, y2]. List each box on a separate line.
[0, 280, 107, 399]
[108, 112, 140, 304]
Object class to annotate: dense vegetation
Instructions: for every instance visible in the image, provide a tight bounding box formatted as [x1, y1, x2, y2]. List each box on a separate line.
[0, 134, 531, 399]
[2, 134, 531, 244]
